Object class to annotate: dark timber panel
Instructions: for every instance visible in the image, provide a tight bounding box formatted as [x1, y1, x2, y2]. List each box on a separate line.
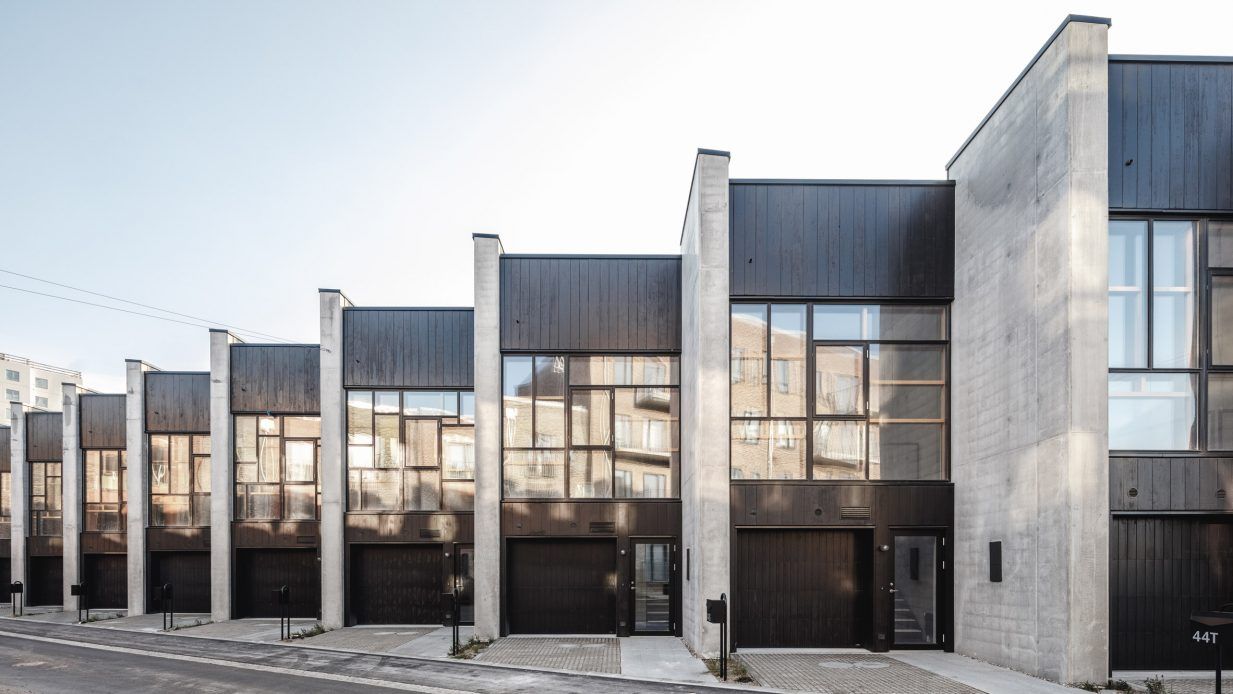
[735, 529, 872, 648]
[0, 559, 9, 588]
[729, 182, 955, 299]
[234, 548, 321, 618]
[230, 345, 320, 414]
[80, 394, 126, 449]
[1110, 457, 1233, 512]
[500, 256, 682, 352]
[1111, 516, 1233, 669]
[344, 309, 474, 388]
[507, 538, 616, 634]
[146, 372, 210, 433]
[26, 412, 62, 462]
[149, 551, 210, 613]
[1109, 60, 1233, 211]
[26, 555, 63, 606]
[0, 426, 10, 472]
[83, 553, 126, 609]
[349, 544, 444, 625]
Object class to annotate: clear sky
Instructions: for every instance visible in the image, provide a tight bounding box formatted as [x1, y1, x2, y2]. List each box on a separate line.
[2, 1, 1230, 394]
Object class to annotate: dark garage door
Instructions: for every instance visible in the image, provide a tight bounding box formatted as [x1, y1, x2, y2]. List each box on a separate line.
[27, 555, 63, 607]
[1112, 516, 1233, 669]
[0, 558, 9, 590]
[350, 544, 443, 625]
[507, 539, 615, 634]
[150, 551, 210, 613]
[84, 554, 126, 609]
[735, 529, 872, 648]
[235, 548, 320, 619]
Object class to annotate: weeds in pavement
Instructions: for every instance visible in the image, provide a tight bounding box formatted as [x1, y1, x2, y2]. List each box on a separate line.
[703, 657, 753, 684]
[290, 623, 328, 640]
[450, 638, 492, 659]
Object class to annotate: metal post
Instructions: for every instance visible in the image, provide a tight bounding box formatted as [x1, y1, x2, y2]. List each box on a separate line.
[721, 592, 728, 681]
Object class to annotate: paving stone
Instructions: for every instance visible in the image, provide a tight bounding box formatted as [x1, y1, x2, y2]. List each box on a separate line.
[293, 626, 428, 653]
[476, 637, 621, 674]
[739, 653, 984, 694]
[1128, 677, 1233, 694]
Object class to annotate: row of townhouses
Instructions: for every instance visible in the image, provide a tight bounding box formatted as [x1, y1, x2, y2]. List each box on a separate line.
[1, 15, 1231, 682]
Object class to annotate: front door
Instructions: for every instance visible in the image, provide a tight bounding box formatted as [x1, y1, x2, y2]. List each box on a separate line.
[630, 540, 674, 635]
[890, 533, 943, 648]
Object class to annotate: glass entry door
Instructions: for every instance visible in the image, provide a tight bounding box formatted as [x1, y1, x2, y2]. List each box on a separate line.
[890, 534, 942, 648]
[631, 541, 674, 634]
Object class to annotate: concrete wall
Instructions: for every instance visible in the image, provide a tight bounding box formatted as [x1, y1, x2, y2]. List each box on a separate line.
[125, 360, 155, 614]
[472, 233, 503, 640]
[209, 330, 241, 621]
[318, 289, 350, 629]
[679, 150, 731, 657]
[60, 384, 82, 607]
[9, 402, 26, 595]
[948, 18, 1109, 683]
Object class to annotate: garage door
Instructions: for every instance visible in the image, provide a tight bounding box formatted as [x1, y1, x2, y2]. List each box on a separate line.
[507, 539, 615, 634]
[0, 558, 9, 589]
[235, 548, 320, 619]
[84, 554, 126, 609]
[735, 529, 872, 648]
[1112, 516, 1233, 669]
[150, 551, 210, 613]
[350, 544, 443, 625]
[27, 555, 63, 607]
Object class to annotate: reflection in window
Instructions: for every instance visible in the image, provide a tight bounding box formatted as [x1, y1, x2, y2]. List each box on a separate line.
[84, 449, 127, 532]
[29, 462, 62, 536]
[1109, 221, 1148, 368]
[235, 415, 320, 520]
[1213, 277, 1233, 366]
[1108, 373, 1196, 451]
[730, 419, 805, 480]
[812, 420, 865, 479]
[1207, 374, 1233, 450]
[770, 305, 806, 416]
[731, 305, 767, 416]
[1152, 221, 1196, 368]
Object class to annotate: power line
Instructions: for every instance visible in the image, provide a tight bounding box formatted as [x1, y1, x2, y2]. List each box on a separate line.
[0, 268, 294, 343]
[0, 282, 293, 343]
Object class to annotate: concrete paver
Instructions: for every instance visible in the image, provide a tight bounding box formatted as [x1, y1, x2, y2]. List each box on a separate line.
[1115, 673, 1233, 694]
[886, 651, 1073, 693]
[175, 617, 320, 642]
[739, 652, 982, 694]
[620, 636, 715, 684]
[293, 625, 429, 652]
[12, 607, 125, 624]
[476, 636, 621, 674]
[86, 612, 210, 633]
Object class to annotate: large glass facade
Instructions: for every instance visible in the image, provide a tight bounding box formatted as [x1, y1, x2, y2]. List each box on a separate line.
[83, 449, 127, 532]
[0, 471, 11, 541]
[30, 461, 61, 536]
[503, 355, 679, 499]
[150, 434, 210, 527]
[346, 390, 474, 511]
[234, 415, 320, 520]
[731, 303, 948, 481]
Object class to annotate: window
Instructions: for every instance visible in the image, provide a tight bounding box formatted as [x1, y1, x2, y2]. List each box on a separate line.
[235, 415, 320, 520]
[34, 396, 48, 409]
[1108, 219, 1200, 451]
[150, 434, 210, 526]
[5, 389, 17, 402]
[30, 462, 62, 536]
[503, 355, 679, 499]
[346, 390, 474, 511]
[5, 370, 18, 382]
[1208, 220, 1233, 451]
[731, 303, 949, 481]
[84, 450, 127, 532]
[0, 471, 11, 541]
[34, 377, 48, 390]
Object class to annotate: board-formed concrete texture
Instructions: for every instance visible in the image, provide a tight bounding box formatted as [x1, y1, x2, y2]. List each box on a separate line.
[948, 16, 1110, 683]
[208, 329, 241, 622]
[317, 289, 349, 629]
[679, 149, 731, 658]
[9, 402, 28, 595]
[60, 383, 82, 608]
[472, 233, 503, 641]
[125, 360, 154, 615]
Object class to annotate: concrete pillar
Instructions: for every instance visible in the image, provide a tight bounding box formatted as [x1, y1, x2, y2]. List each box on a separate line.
[61, 383, 83, 608]
[125, 360, 157, 615]
[9, 403, 27, 595]
[318, 289, 351, 629]
[472, 233, 503, 640]
[209, 330, 242, 621]
[947, 16, 1109, 683]
[679, 149, 731, 658]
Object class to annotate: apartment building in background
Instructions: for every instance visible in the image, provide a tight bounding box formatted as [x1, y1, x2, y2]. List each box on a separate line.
[3, 14, 1231, 683]
[1, 353, 82, 411]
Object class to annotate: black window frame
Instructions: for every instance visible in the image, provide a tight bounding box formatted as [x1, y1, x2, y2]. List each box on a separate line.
[82, 447, 127, 533]
[148, 433, 211, 528]
[233, 414, 321, 522]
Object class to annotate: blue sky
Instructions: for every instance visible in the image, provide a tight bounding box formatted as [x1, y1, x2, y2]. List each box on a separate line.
[2, 1, 1231, 392]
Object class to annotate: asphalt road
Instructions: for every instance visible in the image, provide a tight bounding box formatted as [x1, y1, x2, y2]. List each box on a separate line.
[0, 617, 758, 694]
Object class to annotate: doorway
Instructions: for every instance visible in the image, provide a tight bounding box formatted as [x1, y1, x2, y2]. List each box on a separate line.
[890, 533, 943, 648]
[630, 540, 673, 634]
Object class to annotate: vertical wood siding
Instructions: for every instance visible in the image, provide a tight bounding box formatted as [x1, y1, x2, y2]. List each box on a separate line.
[230, 345, 321, 414]
[1109, 60, 1233, 211]
[343, 309, 474, 388]
[26, 412, 62, 462]
[1109, 456, 1233, 512]
[728, 182, 955, 299]
[80, 394, 126, 449]
[500, 256, 682, 352]
[145, 372, 210, 433]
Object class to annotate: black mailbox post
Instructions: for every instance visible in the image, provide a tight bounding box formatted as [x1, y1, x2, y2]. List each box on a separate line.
[273, 585, 291, 640]
[1190, 608, 1233, 694]
[156, 583, 174, 631]
[706, 594, 728, 681]
[442, 590, 460, 655]
[70, 583, 87, 623]
[9, 581, 23, 617]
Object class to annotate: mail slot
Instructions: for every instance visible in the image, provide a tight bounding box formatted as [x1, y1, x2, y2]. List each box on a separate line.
[70, 583, 85, 597]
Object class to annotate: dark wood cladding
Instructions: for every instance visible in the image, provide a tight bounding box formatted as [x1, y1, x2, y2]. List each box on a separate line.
[1110, 456, 1233, 512]
[344, 309, 474, 388]
[729, 182, 955, 299]
[146, 372, 210, 433]
[507, 538, 617, 634]
[84, 554, 127, 609]
[349, 544, 444, 625]
[345, 513, 472, 544]
[230, 345, 320, 414]
[731, 483, 953, 528]
[26, 555, 62, 606]
[81, 532, 126, 554]
[148, 527, 210, 551]
[503, 500, 681, 537]
[500, 256, 682, 352]
[1109, 60, 1233, 212]
[0, 426, 10, 472]
[27, 535, 62, 556]
[26, 412, 62, 462]
[235, 548, 320, 618]
[150, 551, 211, 613]
[80, 394, 126, 449]
[233, 520, 320, 549]
[1111, 515, 1233, 669]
